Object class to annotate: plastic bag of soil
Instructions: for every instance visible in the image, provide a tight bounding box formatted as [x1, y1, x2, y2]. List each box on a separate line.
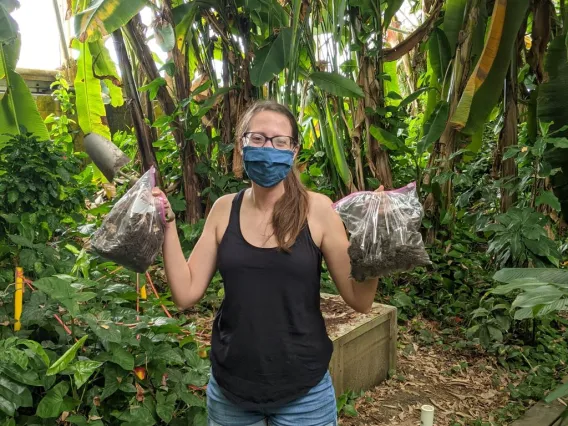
[91, 166, 166, 273]
[332, 182, 431, 281]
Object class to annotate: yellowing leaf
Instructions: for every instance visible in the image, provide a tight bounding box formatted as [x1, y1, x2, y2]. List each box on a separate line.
[73, 0, 147, 42]
[451, 0, 507, 131]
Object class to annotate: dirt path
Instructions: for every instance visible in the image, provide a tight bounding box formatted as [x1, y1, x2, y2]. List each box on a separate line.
[340, 318, 524, 426]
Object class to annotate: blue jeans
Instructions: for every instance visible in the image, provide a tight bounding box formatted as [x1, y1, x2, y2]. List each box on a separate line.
[207, 371, 338, 426]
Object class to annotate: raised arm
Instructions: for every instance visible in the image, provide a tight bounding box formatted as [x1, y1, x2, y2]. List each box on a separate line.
[314, 193, 379, 313]
[155, 190, 230, 310]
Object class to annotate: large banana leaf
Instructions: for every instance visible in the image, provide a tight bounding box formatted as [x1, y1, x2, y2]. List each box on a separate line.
[72, 40, 111, 140]
[0, 5, 48, 145]
[310, 72, 364, 98]
[442, 0, 467, 57]
[89, 40, 124, 107]
[0, 67, 49, 145]
[539, 36, 568, 216]
[383, 61, 401, 106]
[74, 0, 147, 42]
[383, 0, 404, 31]
[0, 2, 17, 42]
[250, 28, 293, 87]
[428, 28, 451, 84]
[450, 0, 529, 135]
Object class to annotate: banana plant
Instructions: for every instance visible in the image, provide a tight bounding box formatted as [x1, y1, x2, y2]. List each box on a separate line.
[0, 0, 49, 146]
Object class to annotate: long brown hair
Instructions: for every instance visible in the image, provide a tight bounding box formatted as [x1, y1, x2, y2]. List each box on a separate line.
[235, 100, 309, 251]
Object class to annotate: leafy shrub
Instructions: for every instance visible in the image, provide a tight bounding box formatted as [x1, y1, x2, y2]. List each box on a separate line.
[0, 272, 208, 425]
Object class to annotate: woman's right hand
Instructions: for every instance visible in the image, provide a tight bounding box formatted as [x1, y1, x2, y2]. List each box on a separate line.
[152, 187, 175, 225]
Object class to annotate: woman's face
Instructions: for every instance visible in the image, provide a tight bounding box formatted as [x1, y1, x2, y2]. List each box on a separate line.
[243, 111, 298, 156]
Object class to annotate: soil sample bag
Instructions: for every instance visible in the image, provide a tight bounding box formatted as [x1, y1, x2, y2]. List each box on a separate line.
[333, 182, 431, 281]
[91, 166, 166, 273]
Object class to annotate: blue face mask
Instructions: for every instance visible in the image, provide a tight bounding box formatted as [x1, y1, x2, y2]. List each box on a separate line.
[243, 146, 294, 188]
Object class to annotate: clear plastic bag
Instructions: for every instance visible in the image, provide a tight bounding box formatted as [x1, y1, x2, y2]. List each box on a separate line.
[91, 166, 166, 273]
[332, 182, 431, 281]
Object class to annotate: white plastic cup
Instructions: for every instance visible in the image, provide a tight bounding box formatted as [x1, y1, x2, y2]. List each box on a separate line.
[420, 404, 434, 426]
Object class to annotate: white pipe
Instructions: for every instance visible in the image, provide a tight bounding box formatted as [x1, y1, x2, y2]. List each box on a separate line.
[420, 404, 434, 426]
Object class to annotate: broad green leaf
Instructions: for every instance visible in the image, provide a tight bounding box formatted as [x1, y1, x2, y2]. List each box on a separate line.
[107, 343, 134, 371]
[72, 39, 111, 140]
[450, 0, 529, 135]
[47, 335, 89, 376]
[493, 268, 568, 285]
[89, 39, 124, 107]
[0, 376, 32, 408]
[418, 101, 448, 154]
[0, 394, 15, 416]
[536, 191, 561, 211]
[513, 307, 533, 320]
[7, 234, 33, 247]
[442, 0, 467, 57]
[369, 126, 404, 151]
[0, 0, 20, 13]
[33, 277, 95, 316]
[0, 5, 17, 42]
[154, 21, 175, 52]
[490, 279, 551, 295]
[383, 61, 400, 106]
[250, 28, 293, 86]
[139, 77, 166, 101]
[74, 0, 147, 42]
[383, 0, 404, 31]
[399, 87, 435, 109]
[487, 325, 503, 342]
[544, 382, 568, 403]
[71, 360, 102, 388]
[18, 340, 50, 366]
[463, 128, 483, 162]
[310, 72, 364, 98]
[428, 28, 451, 83]
[156, 391, 177, 423]
[36, 381, 70, 418]
[0, 364, 41, 386]
[0, 65, 49, 145]
[511, 286, 565, 308]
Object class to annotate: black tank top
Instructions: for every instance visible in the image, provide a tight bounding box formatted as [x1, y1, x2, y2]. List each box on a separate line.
[210, 189, 333, 409]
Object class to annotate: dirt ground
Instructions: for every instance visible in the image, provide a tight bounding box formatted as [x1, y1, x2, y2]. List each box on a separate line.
[339, 318, 524, 426]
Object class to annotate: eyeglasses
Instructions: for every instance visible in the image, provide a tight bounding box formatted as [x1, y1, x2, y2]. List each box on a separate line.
[242, 132, 296, 150]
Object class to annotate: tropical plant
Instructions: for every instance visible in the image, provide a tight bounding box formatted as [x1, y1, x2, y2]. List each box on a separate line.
[0, 0, 49, 145]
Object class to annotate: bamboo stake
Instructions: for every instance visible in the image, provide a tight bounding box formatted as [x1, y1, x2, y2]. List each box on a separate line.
[14, 267, 23, 331]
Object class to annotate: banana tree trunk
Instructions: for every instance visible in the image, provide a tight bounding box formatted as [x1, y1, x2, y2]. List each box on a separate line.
[358, 55, 393, 189]
[112, 29, 161, 185]
[493, 63, 518, 212]
[126, 14, 203, 223]
[423, 0, 480, 238]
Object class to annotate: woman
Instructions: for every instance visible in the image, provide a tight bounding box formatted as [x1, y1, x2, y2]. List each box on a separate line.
[152, 100, 381, 426]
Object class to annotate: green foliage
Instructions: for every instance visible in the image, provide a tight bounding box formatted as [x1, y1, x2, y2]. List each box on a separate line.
[0, 269, 209, 424]
[484, 207, 560, 268]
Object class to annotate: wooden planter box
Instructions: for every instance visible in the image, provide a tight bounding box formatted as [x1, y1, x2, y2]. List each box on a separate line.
[320, 293, 397, 396]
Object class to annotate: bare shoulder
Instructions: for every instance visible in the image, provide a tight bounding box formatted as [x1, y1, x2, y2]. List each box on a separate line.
[308, 191, 335, 217]
[208, 192, 238, 243]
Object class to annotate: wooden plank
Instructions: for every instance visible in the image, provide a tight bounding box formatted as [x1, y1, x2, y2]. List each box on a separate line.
[510, 400, 565, 426]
